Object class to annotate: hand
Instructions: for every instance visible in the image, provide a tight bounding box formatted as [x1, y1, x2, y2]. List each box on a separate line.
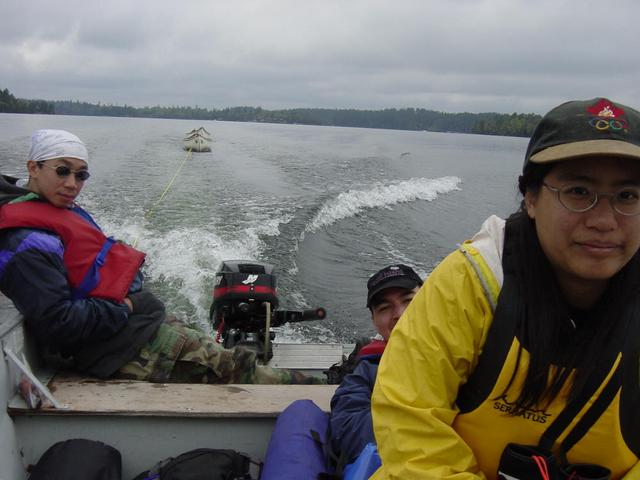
[123, 297, 133, 312]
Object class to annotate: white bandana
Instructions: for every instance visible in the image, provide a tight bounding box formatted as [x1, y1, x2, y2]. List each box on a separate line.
[28, 129, 89, 164]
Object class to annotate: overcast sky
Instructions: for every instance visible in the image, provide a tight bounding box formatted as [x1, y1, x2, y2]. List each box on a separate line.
[2, 0, 640, 114]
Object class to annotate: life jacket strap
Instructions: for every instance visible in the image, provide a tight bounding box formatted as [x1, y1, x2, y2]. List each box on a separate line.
[71, 237, 116, 300]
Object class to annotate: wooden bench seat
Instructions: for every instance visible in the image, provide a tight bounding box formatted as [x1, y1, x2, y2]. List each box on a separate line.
[8, 372, 338, 417]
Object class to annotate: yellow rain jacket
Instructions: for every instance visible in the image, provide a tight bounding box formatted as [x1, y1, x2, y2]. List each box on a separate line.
[371, 215, 640, 479]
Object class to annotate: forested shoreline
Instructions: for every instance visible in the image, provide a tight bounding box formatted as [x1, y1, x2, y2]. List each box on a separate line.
[0, 88, 54, 114]
[1, 87, 541, 137]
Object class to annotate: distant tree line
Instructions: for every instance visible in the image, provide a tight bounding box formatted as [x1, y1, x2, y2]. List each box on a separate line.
[0, 88, 54, 114]
[1, 87, 541, 137]
[53, 101, 541, 137]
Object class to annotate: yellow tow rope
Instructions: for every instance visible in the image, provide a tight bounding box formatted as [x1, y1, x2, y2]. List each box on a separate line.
[132, 148, 192, 249]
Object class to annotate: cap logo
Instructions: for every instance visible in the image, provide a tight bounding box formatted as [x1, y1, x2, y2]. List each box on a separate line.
[586, 99, 628, 133]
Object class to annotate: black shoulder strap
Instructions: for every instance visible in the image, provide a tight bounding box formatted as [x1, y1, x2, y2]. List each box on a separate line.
[310, 429, 344, 479]
[538, 299, 634, 458]
[537, 352, 619, 453]
[557, 363, 622, 464]
[620, 296, 640, 457]
[456, 221, 520, 413]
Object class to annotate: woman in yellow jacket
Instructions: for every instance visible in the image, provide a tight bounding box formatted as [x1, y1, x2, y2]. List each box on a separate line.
[371, 98, 640, 480]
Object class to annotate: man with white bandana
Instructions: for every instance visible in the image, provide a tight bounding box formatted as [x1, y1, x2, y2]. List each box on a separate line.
[0, 129, 321, 384]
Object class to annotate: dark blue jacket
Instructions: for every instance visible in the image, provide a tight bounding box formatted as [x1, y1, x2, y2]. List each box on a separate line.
[329, 354, 380, 464]
[0, 225, 131, 353]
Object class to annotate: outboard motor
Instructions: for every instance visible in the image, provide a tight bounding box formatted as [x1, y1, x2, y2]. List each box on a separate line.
[210, 260, 279, 332]
[210, 260, 326, 362]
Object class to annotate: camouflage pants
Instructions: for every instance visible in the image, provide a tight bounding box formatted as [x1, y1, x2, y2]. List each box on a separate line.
[115, 318, 324, 384]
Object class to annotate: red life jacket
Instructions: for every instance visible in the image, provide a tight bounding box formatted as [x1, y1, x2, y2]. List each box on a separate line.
[0, 201, 145, 303]
[358, 339, 387, 357]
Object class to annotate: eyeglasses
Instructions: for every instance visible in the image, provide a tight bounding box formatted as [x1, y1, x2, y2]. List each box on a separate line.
[543, 182, 640, 216]
[39, 163, 90, 181]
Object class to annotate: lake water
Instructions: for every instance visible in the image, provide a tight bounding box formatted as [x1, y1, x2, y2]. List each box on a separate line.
[0, 113, 528, 342]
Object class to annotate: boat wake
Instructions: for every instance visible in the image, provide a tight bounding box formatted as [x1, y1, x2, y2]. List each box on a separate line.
[95, 176, 461, 334]
[99, 212, 294, 331]
[303, 176, 462, 235]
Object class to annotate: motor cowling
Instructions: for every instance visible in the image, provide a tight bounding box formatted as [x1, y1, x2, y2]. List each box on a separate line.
[210, 260, 279, 332]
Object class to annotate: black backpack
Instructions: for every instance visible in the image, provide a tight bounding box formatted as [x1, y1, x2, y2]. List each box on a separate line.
[324, 337, 370, 384]
[131, 448, 256, 480]
[29, 438, 122, 480]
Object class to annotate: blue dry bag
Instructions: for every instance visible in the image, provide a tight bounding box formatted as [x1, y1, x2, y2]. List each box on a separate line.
[260, 399, 331, 480]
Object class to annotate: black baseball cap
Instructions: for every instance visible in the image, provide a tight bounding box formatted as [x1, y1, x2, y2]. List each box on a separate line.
[366, 264, 423, 308]
[524, 97, 640, 171]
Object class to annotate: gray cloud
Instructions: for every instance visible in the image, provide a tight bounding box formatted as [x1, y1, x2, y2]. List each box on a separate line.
[2, 0, 640, 113]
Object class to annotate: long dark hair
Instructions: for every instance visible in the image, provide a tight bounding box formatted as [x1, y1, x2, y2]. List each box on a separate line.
[502, 163, 640, 412]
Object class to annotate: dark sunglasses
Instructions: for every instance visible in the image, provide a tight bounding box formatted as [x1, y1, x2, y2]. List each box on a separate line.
[39, 162, 91, 181]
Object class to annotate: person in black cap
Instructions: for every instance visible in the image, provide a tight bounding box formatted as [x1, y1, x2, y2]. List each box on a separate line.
[364, 264, 424, 342]
[329, 264, 423, 465]
[371, 98, 640, 479]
